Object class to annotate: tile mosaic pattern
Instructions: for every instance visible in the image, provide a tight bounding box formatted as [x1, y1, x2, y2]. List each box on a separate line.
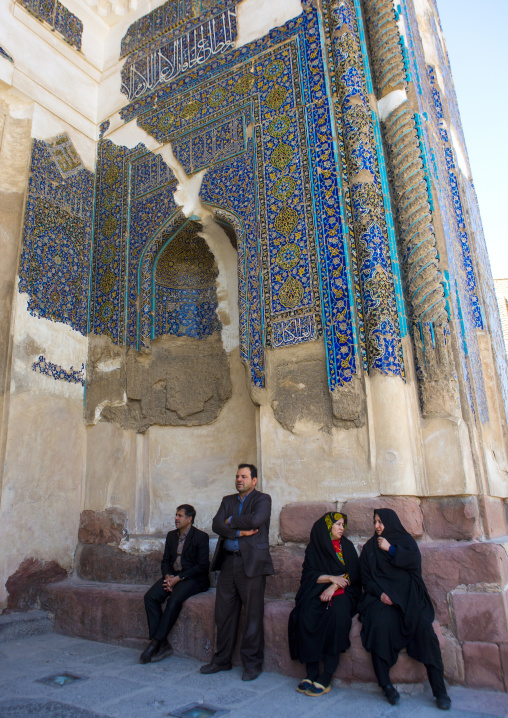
[121, 5, 237, 101]
[323, 0, 404, 377]
[396, 0, 490, 422]
[17, 0, 83, 51]
[19, 137, 93, 335]
[154, 225, 221, 340]
[120, 0, 233, 58]
[106, 1, 363, 388]
[91, 140, 178, 344]
[32, 356, 85, 386]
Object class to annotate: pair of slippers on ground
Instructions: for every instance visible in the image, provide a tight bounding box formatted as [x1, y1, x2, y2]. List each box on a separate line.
[296, 678, 451, 709]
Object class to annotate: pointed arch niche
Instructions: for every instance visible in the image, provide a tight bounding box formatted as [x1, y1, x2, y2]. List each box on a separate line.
[152, 224, 221, 341]
[137, 209, 241, 353]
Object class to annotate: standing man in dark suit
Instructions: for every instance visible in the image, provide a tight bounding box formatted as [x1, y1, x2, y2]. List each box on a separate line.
[200, 464, 273, 681]
[140, 504, 209, 664]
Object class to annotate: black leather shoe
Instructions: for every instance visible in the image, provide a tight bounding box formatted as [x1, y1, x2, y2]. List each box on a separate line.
[436, 694, 451, 710]
[199, 662, 232, 674]
[382, 684, 400, 705]
[139, 638, 160, 664]
[151, 640, 174, 663]
[242, 666, 262, 681]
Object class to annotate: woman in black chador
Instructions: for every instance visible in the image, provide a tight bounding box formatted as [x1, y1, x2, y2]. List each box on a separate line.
[288, 512, 361, 696]
[359, 508, 451, 710]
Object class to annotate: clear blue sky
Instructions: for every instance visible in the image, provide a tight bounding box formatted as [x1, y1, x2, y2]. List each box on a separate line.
[436, 0, 508, 278]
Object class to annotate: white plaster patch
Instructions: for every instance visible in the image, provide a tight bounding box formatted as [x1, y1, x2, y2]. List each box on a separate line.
[107, 120, 159, 150]
[0, 57, 15, 87]
[96, 357, 123, 373]
[12, 286, 88, 400]
[198, 216, 239, 353]
[377, 89, 407, 121]
[236, 0, 302, 48]
[450, 126, 470, 179]
[119, 536, 165, 553]
[93, 393, 127, 423]
[411, 0, 445, 93]
[158, 141, 208, 219]
[31, 104, 96, 171]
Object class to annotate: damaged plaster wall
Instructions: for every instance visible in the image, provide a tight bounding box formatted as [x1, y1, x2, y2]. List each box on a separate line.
[81, 120, 257, 534]
[0, 288, 87, 607]
[86, 333, 232, 432]
[84, 346, 258, 535]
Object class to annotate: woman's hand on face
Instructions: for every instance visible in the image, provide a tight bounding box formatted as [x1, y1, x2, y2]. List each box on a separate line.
[320, 586, 336, 602]
[377, 537, 391, 552]
[380, 592, 393, 605]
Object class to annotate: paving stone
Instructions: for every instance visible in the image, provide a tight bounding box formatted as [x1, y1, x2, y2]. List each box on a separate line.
[0, 632, 507, 718]
[0, 699, 107, 718]
[0, 610, 52, 642]
[448, 685, 508, 716]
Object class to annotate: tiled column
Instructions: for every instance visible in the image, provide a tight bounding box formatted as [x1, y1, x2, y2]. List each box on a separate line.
[325, 0, 404, 377]
[361, 0, 459, 416]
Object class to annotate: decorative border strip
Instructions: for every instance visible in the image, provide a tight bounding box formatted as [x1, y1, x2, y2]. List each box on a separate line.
[32, 355, 85, 386]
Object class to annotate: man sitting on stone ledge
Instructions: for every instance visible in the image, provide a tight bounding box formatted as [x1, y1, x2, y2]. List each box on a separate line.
[140, 504, 210, 664]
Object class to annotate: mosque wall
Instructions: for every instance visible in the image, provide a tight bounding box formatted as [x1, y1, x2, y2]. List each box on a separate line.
[0, 0, 506, 644]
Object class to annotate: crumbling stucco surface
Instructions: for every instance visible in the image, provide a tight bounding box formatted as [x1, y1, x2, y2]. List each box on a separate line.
[86, 332, 232, 432]
[84, 346, 258, 535]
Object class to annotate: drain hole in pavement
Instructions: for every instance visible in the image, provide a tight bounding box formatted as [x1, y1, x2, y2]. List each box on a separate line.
[37, 673, 86, 687]
[169, 703, 229, 718]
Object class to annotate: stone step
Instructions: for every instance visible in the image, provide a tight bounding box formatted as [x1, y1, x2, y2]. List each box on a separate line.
[41, 578, 431, 685]
[0, 610, 52, 642]
[76, 543, 304, 600]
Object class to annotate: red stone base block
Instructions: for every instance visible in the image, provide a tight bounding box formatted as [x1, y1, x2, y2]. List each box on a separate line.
[463, 641, 505, 691]
[453, 590, 508, 643]
[77, 544, 160, 585]
[339, 498, 423, 538]
[441, 632, 465, 684]
[479, 496, 508, 539]
[42, 579, 440, 685]
[78, 508, 127, 545]
[420, 497, 480, 540]
[266, 545, 304, 599]
[6, 558, 67, 610]
[420, 541, 508, 625]
[499, 644, 508, 691]
[279, 502, 336, 543]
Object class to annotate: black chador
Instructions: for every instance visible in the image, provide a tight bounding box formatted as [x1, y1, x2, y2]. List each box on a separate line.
[359, 508, 450, 708]
[289, 512, 361, 691]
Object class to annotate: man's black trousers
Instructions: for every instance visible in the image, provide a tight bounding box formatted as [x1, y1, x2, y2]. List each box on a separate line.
[213, 554, 266, 671]
[144, 577, 202, 642]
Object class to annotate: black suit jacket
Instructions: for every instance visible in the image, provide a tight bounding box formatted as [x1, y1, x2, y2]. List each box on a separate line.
[161, 525, 210, 590]
[211, 489, 274, 578]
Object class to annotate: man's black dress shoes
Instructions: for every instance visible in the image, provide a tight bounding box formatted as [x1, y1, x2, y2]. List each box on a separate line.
[151, 640, 174, 663]
[242, 666, 262, 681]
[139, 638, 160, 664]
[199, 662, 232, 674]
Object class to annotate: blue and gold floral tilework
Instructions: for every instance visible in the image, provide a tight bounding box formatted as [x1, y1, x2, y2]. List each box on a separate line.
[17, 0, 83, 51]
[398, 0, 490, 422]
[19, 137, 93, 335]
[103, 0, 363, 388]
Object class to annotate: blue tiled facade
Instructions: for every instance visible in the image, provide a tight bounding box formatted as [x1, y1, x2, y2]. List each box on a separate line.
[18, 0, 83, 51]
[19, 136, 93, 335]
[16, 0, 504, 414]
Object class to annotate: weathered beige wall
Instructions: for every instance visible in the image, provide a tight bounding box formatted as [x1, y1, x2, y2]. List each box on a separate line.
[0, 291, 87, 607]
[83, 348, 257, 535]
